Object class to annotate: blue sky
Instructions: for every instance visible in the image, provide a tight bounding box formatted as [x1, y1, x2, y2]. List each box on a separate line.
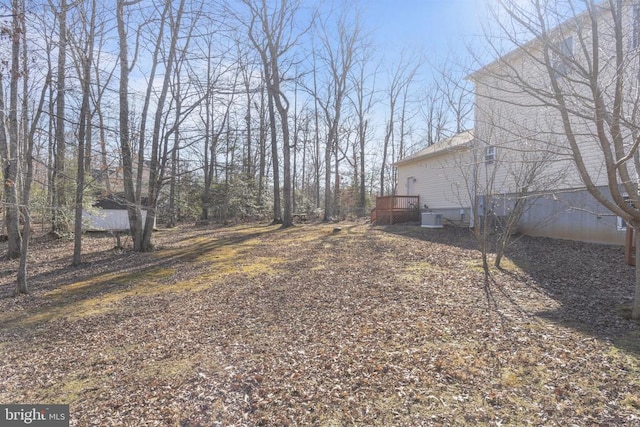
[360, 0, 489, 62]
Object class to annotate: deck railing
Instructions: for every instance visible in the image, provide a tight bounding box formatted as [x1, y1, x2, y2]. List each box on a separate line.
[370, 195, 420, 225]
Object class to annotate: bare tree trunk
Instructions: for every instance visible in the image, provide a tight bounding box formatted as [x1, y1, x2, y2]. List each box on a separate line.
[380, 117, 392, 197]
[201, 41, 214, 220]
[117, 0, 143, 251]
[634, 226, 640, 319]
[352, 58, 374, 216]
[98, 107, 111, 192]
[142, 0, 186, 250]
[265, 73, 282, 224]
[73, 0, 96, 266]
[313, 60, 321, 210]
[17, 4, 30, 290]
[324, 132, 332, 220]
[52, 0, 68, 236]
[333, 147, 340, 218]
[257, 87, 267, 207]
[313, 59, 320, 211]
[18, 35, 49, 294]
[168, 75, 181, 228]
[277, 97, 293, 227]
[2, 1, 22, 260]
[0, 72, 20, 260]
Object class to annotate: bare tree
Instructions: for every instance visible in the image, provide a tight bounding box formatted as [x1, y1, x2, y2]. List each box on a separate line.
[0, 0, 22, 261]
[379, 52, 420, 196]
[196, 33, 225, 221]
[70, 0, 97, 266]
[421, 84, 448, 147]
[51, 0, 69, 236]
[18, 11, 50, 293]
[194, 34, 240, 222]
[116, 0, 144, 251]
[434, 57, 474, 135]
[241, 0, 309, 228]
[462, 129, 564, 273]
[475, 0, 640, 318]
[140, 0, 187, 250]
[348, 43, 378, 216]
[311, 4, 361, 220]
[0, 0, 50, 292]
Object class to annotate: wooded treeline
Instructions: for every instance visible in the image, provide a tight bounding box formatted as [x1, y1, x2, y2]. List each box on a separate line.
[0, 0, 472, 292]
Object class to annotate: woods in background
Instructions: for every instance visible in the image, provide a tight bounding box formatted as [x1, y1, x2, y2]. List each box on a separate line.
[0, 0, 473, 291]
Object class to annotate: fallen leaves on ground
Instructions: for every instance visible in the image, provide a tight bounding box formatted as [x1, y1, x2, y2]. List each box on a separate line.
[0, 221, 639, 426]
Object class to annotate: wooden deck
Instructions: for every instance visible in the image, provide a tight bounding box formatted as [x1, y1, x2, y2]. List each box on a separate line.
[370, 195, 420, 225]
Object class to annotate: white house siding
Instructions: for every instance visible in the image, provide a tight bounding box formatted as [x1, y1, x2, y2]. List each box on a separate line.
[470, 1, 638, 192]
[395, 2, 639, 244]
[396, 136, 475, 225]
[473, 73, 585, 193]
[465, 1, 640, 245]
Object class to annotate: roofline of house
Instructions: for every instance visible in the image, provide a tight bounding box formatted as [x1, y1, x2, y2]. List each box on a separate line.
[466, 1, 606, 82]
[393, 131, 475, 167]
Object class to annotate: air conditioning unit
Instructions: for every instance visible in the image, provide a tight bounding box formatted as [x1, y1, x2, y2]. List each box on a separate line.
[421, 212, 443, 228]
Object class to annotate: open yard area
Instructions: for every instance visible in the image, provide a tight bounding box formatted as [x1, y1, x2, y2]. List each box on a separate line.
[1, 222, 639, 426]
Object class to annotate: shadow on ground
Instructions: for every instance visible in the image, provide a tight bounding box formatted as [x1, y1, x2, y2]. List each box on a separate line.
[380, 223, 640, 356]
[0, 225, 278, 328]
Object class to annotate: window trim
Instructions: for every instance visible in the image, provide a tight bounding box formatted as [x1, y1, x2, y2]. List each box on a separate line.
[485, 145, 496, 163]
[551, 35, 574, 78]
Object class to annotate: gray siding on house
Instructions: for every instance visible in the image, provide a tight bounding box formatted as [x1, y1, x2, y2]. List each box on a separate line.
[517, 187, 625, 245]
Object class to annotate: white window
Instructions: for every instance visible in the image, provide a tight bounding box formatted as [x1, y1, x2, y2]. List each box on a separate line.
[485, 145, 496, 163]
[551, 36, 573, 77]
[633, 4, 640, 49]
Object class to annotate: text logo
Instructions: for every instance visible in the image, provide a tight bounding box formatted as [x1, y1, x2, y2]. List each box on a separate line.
[0, 405, 69, 426]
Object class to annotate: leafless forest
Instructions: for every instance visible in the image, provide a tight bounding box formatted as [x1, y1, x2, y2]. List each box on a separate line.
[0, 0, 473, 290]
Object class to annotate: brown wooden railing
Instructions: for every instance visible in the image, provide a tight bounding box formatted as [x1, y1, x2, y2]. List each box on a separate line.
[370, 195, 420, 225]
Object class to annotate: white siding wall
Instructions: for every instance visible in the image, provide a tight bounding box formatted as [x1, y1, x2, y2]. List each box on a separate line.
[472, 1, 639, 196]
[466, 1, 640, 244]
[396, 148, 473, 210]
[82, 209, 154, 231]
[395, 2, 638, 243]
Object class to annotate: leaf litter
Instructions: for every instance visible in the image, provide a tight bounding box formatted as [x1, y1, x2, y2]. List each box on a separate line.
[0, 222, 639, 426]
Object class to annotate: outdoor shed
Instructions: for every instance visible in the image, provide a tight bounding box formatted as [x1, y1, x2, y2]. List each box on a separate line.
[82, 195, 154, 232]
